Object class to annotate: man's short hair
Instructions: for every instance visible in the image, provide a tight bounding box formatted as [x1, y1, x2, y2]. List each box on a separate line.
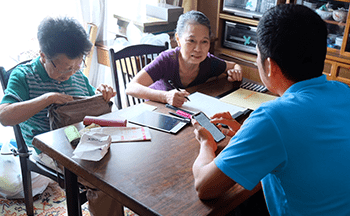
[37, 17, 92, 59]
[257, 4, 328, 82]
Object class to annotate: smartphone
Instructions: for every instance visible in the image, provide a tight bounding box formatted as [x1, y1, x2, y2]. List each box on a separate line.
[193, 112, 226, 142]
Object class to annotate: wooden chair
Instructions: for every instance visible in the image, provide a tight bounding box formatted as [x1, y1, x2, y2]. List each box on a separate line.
[82, 23, 98, 78]
[109, 42, 168, 109]
[0, 61, 87, 216]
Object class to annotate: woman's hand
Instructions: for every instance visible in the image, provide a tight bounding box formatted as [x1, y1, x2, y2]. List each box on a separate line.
[227, 64, 243, 82]
[96, 84, 117, 101]
[210, 112, 241, 137]
[165, 89, 190, 107]
[44, 92, 74, 104]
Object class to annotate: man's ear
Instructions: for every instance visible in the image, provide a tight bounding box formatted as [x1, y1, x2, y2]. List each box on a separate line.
[265, 57, 281, 78]
[264, 57, 272, 77]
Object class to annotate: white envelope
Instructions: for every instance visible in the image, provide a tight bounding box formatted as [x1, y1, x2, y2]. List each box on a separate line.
[72, 131, 112, 161]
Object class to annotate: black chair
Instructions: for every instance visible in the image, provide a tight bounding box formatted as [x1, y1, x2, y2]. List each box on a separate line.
[0, 61, 86, 216]
[109, 42, 169, 109]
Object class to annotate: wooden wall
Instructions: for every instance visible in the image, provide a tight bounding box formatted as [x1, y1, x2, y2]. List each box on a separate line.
[197, 0, 219, 37]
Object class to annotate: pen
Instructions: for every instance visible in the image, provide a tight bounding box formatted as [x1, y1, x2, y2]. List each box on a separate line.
[169, 112, 190, 123]
[165, 104, 195, 115]
[167, 80, 191, 101]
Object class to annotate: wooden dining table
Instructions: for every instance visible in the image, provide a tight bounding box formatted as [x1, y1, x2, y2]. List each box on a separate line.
[32, 76, 262, 216]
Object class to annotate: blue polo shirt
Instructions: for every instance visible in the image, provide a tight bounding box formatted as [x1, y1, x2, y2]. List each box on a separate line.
[215, 75, 350, 215]
[1, 57, 96, 153]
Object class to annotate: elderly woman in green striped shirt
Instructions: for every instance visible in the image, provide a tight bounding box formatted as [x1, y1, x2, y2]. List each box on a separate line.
[0, 17, 118, 216]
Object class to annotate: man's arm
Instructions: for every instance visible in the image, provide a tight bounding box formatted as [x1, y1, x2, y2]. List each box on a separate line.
[192, 120, 236, 200]
[0, 92, 73, 126]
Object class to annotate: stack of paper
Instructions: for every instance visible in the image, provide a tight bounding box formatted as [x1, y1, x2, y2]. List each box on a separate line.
[181, 92, 246, 117]
[220, 88, 278, 110]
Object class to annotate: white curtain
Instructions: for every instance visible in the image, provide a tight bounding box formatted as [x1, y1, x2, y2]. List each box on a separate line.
[78, 0, 112, 88]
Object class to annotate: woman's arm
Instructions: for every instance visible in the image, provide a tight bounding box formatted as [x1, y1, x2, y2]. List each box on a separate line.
[225, 61, 243, 82]
[125, 69, 190, 107]
[0, 92, 74, 126]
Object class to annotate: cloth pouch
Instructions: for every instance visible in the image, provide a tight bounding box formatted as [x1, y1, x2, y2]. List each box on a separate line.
[72, 131, 112, 161]
[48, 94, 113, 130]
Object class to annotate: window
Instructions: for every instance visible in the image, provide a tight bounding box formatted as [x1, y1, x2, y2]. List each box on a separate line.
[0, 0, 80, 70]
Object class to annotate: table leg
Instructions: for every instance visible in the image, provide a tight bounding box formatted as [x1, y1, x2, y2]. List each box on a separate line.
[64, 167, 82, 216]
[116, 201, 124, 216]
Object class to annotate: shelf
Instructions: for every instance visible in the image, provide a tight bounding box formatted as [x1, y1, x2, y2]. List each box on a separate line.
[215, 47, 257, 63]
[326, 51, 350, 64]
[333, 0, 350, 3]
[219, 13, 259, 26]
[324, 19, 347, 26]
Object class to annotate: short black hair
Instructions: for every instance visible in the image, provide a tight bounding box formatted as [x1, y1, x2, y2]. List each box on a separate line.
[257, 4, 327, 82]
[37, 17, 92, 59]
[176, 10, 211, 38]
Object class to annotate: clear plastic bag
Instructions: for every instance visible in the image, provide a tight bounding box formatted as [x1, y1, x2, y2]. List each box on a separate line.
[0, 142, 22, 198]
[0, 142, 52, 199]
[126, 22, 171, 48]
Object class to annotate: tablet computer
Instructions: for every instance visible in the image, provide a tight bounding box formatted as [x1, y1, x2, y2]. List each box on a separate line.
[128, 110, 188, 134]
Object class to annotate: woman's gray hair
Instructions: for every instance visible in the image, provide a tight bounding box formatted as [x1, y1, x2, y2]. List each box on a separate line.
[176, 10, 211, 38]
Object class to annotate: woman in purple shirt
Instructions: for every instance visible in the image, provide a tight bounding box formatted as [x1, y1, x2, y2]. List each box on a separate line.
[125, 10, 243, 107]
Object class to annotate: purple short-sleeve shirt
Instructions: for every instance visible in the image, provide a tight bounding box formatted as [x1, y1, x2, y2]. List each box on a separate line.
[144, 47, 227, 91]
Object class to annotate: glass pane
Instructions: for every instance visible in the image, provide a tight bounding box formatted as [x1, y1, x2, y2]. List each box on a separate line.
[327, 22, 346, 50]
[338, 66, 350, 79]
[301, 1, 350, 51]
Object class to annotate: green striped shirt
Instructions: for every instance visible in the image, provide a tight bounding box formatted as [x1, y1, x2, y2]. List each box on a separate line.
[1, 57, 96, 153]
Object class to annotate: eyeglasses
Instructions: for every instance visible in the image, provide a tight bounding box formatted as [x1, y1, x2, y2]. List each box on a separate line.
[50, 58, 86, 74]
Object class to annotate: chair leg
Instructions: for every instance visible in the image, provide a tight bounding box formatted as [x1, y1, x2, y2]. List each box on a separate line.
[20, 157, 34, 216]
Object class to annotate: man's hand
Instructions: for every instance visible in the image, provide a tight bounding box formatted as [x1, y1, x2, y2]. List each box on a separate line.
[210, 112, 241, 137]
[96, 84, 117, 101]
[192, 118, 217, 152]
[165, 89, 190, 107]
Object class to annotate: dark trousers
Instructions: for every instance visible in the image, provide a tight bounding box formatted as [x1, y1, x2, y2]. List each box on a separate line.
[227, 189, 270, 216]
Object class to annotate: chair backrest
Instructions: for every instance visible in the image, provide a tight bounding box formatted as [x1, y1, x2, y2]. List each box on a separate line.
[109, 42, 168, 109]
[0, 59, 31, 91]
[0, 60, 32, 154]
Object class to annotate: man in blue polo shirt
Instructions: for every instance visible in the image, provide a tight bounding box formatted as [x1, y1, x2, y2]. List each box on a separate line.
[191, 4, 350, 216]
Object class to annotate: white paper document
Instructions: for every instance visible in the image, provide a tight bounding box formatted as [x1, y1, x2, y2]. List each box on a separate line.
[73, 127, 152, 161]
[181, 92, 246, 117]
[89, 126, 152, 142]
[72, 131, 112, 161]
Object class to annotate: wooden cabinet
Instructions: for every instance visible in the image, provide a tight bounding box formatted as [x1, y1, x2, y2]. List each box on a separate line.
[324, 53, 350, 85]
[214, 0, 270, 83]
[213, 0, 350, 86]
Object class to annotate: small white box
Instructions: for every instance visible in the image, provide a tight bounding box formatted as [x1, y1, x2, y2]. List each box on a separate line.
[146, 4, 184, 23]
